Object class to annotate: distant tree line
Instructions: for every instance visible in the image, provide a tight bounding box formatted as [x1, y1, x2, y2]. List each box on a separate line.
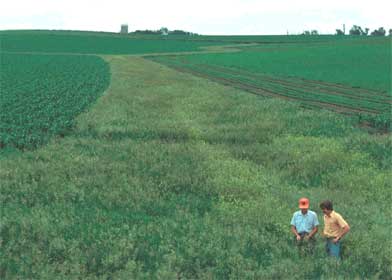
[130, 27, 198, 36]
[301, 30, 319, 36]
[336, 25, 391, 36]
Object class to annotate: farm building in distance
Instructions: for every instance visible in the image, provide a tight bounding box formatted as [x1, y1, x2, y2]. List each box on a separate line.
[120, 24, 128, 34]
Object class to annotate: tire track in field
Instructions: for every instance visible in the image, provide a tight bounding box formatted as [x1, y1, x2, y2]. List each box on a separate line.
[199, 64, 391, 102]
[153, 59, 389, 115]
[167, 64, 380, 115]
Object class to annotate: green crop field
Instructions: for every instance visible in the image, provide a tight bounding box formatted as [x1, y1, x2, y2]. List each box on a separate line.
[1, 31, 391, 279]
[130, 33, 375, 44]
[169, 38, 391, 92]
[0, 53, 110, 149]
[149, 37, 391, 130]
[192, 35, 377, 44]
[0, 30, 228, 55]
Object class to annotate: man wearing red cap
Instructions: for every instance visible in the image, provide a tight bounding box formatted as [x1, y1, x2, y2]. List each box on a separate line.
[290, 197, 319, 254]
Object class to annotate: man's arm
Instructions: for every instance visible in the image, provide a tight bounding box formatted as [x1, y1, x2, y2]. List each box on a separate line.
[291, 225, 301, 241]
[333, 224, 350, 243]
[306, 226, 318, 239]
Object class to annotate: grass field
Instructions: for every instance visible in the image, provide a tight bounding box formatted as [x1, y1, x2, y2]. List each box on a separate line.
[1, 31, 391, 278]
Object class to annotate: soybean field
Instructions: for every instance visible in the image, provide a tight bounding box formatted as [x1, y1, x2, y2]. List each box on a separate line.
[0, 53, 110, 149]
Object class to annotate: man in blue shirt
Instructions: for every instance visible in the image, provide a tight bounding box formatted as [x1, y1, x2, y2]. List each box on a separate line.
[290, 197, 319, 254]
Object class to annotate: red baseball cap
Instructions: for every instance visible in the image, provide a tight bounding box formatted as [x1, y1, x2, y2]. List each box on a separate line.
[299, 197, 309, 209]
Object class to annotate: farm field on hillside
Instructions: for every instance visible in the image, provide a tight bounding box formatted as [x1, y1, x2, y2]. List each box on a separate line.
[2, 30, 381, 54]
[196, 35, 383, 43]
[151, 38, 391, 92]
[3, 30, 371, 43]
[0, 29, 391, 278]
[182, 38, 391, 92]
[0, 31, 229, 54]
[1, 56, 391, 279]
[149, 38, 391, 129]
[0, 53, 110, 149]
[130, 33, 376, 44]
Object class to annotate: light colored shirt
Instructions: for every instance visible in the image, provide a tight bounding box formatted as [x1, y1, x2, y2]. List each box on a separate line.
[290, 210, 319, 233]
[323, 211, 349, 238]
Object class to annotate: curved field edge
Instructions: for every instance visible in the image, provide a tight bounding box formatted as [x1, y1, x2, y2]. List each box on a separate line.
[0, 53, 110, 150]
[1, 56, 391, 279]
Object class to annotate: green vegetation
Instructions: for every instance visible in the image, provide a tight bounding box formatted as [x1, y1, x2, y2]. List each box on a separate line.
[1, 30, 391, 278]
[1, 56, 391, 279]
[151, 55, 390, 111]
[130, 33, 377, 43]
[187, 34, 376, 43]
[160, 38, 391, 92]
[149, 38, 391, 130]
[0, 53, 110, 149]
[0, 31, 228, 54]
[2, 30, 379, 54]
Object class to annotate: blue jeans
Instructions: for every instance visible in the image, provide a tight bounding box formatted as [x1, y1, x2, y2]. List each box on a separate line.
[326, 238, 341, 258]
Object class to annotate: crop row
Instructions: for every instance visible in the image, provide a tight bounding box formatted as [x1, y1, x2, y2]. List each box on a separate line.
[0, 53, 110, 149]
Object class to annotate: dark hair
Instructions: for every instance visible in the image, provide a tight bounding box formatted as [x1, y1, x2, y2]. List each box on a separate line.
[320, 200, 333, 210]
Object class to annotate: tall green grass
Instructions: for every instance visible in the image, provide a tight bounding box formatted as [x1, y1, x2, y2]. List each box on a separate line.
[1, 56, 391, 278]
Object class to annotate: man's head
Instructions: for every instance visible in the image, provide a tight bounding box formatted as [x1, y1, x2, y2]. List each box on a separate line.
[299, 197, 309, 214]
[320, 200, 333, 216]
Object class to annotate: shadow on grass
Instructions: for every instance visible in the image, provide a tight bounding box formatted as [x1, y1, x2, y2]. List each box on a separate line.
[76, 128, 269, 146]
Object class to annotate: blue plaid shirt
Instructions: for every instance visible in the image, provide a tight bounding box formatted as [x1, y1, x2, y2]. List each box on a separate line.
[291, 210, 319, 233]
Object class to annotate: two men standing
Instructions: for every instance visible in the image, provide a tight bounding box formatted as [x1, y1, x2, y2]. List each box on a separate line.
[291, 198, 350, 259]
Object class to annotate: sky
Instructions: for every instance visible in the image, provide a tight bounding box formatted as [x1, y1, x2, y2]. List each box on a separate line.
[0, 0, 391, 35]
